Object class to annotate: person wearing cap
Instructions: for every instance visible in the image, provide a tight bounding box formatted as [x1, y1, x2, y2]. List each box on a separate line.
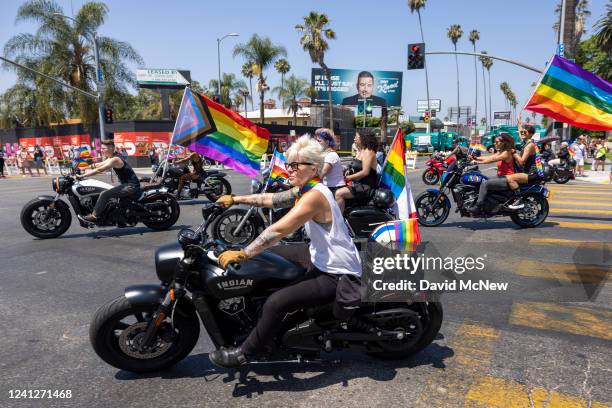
[314, 128, 345, 195]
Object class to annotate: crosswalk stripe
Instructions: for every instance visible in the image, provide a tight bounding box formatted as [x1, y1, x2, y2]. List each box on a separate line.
[510, 301, 612, 340]
[551, 200, 612, 207]
[551, 194, 612, 200]
[416, 323, 500, 406]
[465, 376, 609, 408]
[546, 220, 612, 230]
[528, 237, 612, 250]
[515, 259, 610, 284]
[548, 186, 612, 191]
[550, 208, 612, 215]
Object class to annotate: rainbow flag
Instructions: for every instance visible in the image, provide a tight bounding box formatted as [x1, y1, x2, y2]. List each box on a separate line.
[266, 149, 289, 187]
[378, 128, 421, 246]
[469, 144, 487, 152]
[171, 88, 270, 177]
[370, 219, 422, 251]
[524, 55, 612, 131]
[73, 146, 93, 169]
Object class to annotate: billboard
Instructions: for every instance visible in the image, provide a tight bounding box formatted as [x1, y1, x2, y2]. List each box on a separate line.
[136, 69, 191, 89]
[417, 99, 441, 112]
[311, 68, 402, 107]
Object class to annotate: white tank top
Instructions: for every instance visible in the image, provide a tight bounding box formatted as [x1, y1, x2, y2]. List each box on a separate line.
[304, 184, 362, 276]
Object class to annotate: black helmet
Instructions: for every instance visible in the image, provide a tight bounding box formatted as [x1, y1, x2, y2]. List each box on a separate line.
[373, 188, 395, 209]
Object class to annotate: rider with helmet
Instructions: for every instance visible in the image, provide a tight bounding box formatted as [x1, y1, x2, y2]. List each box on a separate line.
[209, 135, 362, 368]
[77, 141, 141, 223]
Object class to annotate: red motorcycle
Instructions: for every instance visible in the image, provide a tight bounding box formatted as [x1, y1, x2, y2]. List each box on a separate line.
[422, 152, 456, 185]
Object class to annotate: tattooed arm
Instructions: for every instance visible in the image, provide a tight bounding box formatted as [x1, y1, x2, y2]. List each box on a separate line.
[233, 186, 299, 209]
[243, 190, 322, 258]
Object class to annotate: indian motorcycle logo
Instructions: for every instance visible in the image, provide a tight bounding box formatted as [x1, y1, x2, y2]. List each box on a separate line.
[217, 278, 254, 290]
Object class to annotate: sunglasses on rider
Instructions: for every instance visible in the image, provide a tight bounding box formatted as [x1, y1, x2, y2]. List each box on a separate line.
[286, 162, 314, 171]
[520, 131, 527, 135]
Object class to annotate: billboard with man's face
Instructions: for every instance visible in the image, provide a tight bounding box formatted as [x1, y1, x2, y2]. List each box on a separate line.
[311, 68, 402, 107]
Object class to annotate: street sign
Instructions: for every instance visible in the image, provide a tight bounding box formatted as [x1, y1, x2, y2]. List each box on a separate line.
[136, 69, 191, 89]
[417, 99, 441, 112]
[557, 43, 565, 57]
[493, 111, 511, 120]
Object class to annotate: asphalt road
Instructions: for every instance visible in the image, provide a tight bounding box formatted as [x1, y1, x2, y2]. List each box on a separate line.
[0, 162, 610, 408]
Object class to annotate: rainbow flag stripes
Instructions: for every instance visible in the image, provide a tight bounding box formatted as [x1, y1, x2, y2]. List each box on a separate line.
[267, 149, 289, 187]
[380, 129, 406, 200]
[171, 88, 270, 177]
[469, 144, 487, 152]
[369, 219, 421, 251]
[299, 176, 321, 196]
[73, 146, 93, 169]
[525, 55, 612, 131]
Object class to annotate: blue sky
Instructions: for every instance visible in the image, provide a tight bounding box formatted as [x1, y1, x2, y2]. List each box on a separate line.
[0, 0, 608, 121]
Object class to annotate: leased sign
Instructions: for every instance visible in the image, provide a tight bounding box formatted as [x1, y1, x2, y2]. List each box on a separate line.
[136, 69, 191, 88]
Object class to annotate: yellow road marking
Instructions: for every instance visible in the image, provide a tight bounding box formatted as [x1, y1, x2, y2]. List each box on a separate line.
[516, 260, 610, 284]
[550, 208, 612, 215]
[548, 186, 612, 191]
[546, 220, 612, 230]
[552, 194, 612, 200]
[465, 376, 609, 408]
[528, 237, 612, 251]
[551, 200, 612, 207]
[510, 301, 612, 340]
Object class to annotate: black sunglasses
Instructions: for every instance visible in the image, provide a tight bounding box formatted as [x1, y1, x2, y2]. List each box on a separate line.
[286, 162, 314, 171]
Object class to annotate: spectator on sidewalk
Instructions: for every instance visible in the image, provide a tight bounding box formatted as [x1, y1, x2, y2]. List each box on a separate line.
[571, 136, 586, 177]
[32, 145, 48, 176]
[0, 147, 5, 178]
[594, 143, 607, 172]
[18, 147, 33, 177]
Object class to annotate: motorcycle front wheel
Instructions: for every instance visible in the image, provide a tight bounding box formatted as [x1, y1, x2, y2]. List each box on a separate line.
[204, 177, 232, 202]
[89, 296, 200, 373]
[212, 208, 263, 245]
[553, 171, 571, 184]
[20, 198, 72, 239]
[142, 196, 180, 230]
[415, 192, 450, 226]
[422, 169, 440, 185]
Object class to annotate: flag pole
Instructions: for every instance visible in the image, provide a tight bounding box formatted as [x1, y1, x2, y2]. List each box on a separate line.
[161, 86, 190, 180]
[262, 148, 276, 194]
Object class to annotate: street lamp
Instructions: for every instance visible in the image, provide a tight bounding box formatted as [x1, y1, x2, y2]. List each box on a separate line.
[52, 13, 107, 142]
[216, 33, 240, 96]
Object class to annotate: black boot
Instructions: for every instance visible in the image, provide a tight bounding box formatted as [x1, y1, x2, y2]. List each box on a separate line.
[466, 203, 483, 215]
[209, 347, 248, 368]
[78, 214, 98, 224]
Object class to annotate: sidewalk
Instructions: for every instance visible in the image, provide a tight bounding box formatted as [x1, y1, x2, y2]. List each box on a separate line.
[577, 170, 611, 184]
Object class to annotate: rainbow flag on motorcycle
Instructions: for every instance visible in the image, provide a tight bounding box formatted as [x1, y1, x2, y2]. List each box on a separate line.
[170, 87, 270, 177]
[375, 128, 421, 248]
[266, 149, 289, 187]
[524, 55, 612, 131]
[73, 146, 93, 169]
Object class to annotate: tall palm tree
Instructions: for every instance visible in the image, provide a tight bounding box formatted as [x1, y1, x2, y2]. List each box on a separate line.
[208, 73, 248, 109]
[483, 56, 494, 126]
[479, 51, 489, 131]
[3, 0, 143, 125]
[273, 75, 309, 124]
[296, 11, 336, 129]
[447, 24, 463, 121]
[408, 0, 432, 121]
[468, 30, 480, 130]
[274, 59, 291, 109]
[593, 3, 612, 53]
[233, 35, 287, 124]
[554, 0, 590, 58]
[241, 62, 256, 112]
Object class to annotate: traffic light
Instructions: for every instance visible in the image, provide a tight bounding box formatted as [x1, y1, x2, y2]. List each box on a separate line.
[408, 43, 425, 70]
[423, 111, 430, 123]
[104, 108, 113, 124]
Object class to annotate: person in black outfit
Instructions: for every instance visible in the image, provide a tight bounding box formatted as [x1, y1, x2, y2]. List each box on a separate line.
[0, 148, 5, 178]
[341, 71, 387, 107]
[77, 141, 141, 223]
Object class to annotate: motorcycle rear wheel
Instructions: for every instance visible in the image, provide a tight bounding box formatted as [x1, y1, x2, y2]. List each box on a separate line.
[89, 296, 200, 373]
[553, 172, 570, 184]
[20, 198, 72, 239]
[510, 193, 549, 228]
[422, 170, 440, 185]
[142, 196, 180, 230]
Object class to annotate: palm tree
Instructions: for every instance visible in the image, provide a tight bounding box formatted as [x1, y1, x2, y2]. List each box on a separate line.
[273, 75, 309, 124]
[208, 73, 248, 109]
[468, 30, 480, 130]
[408, 0, 432, 121]
[3, 0, 143, 126]
[483, 55, 494, 126]
[241, 61, 256, 112]
[274, 59, 291, 109]
[554, 0, 591, 58]
[296, 11, 336, 129]
[479, 51, 489, 131]
[447, 24, 463, 121]
[593, 3, 612, 52]
[233, 35, 287, 124]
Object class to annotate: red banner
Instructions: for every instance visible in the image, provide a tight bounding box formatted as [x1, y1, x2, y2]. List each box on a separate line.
[17, 134, 91, 159]
[112, 132, 172, 156]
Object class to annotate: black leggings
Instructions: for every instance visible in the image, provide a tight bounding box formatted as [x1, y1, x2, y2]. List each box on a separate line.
[241, 268, 339, 355]
[476, 177, 509, 206]
[93, 184, 140, 217]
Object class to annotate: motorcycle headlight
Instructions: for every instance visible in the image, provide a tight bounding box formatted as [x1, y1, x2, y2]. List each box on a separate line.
[251, 179, 263, 194]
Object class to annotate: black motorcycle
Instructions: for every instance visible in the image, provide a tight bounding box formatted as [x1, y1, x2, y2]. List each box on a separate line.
[211, 169, 395, 246]
[415, 160, 550, 228]
[21, 169, 180, 239]
[146, 160, 232, 201]
[89, 203, 443, 373]
[547, 159, 576, 184]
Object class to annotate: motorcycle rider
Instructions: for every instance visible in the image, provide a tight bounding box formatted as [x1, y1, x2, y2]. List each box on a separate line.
[172, 150, 205, 199]
[334, 130, 379, 211]
[466, 133, 518, 214]
[77, 141, 141, 223]
[548, 142, 571, 167]
[314, 128, 345, 195]
[506, 123, 541, 191]
[210, 135, 362, 368]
